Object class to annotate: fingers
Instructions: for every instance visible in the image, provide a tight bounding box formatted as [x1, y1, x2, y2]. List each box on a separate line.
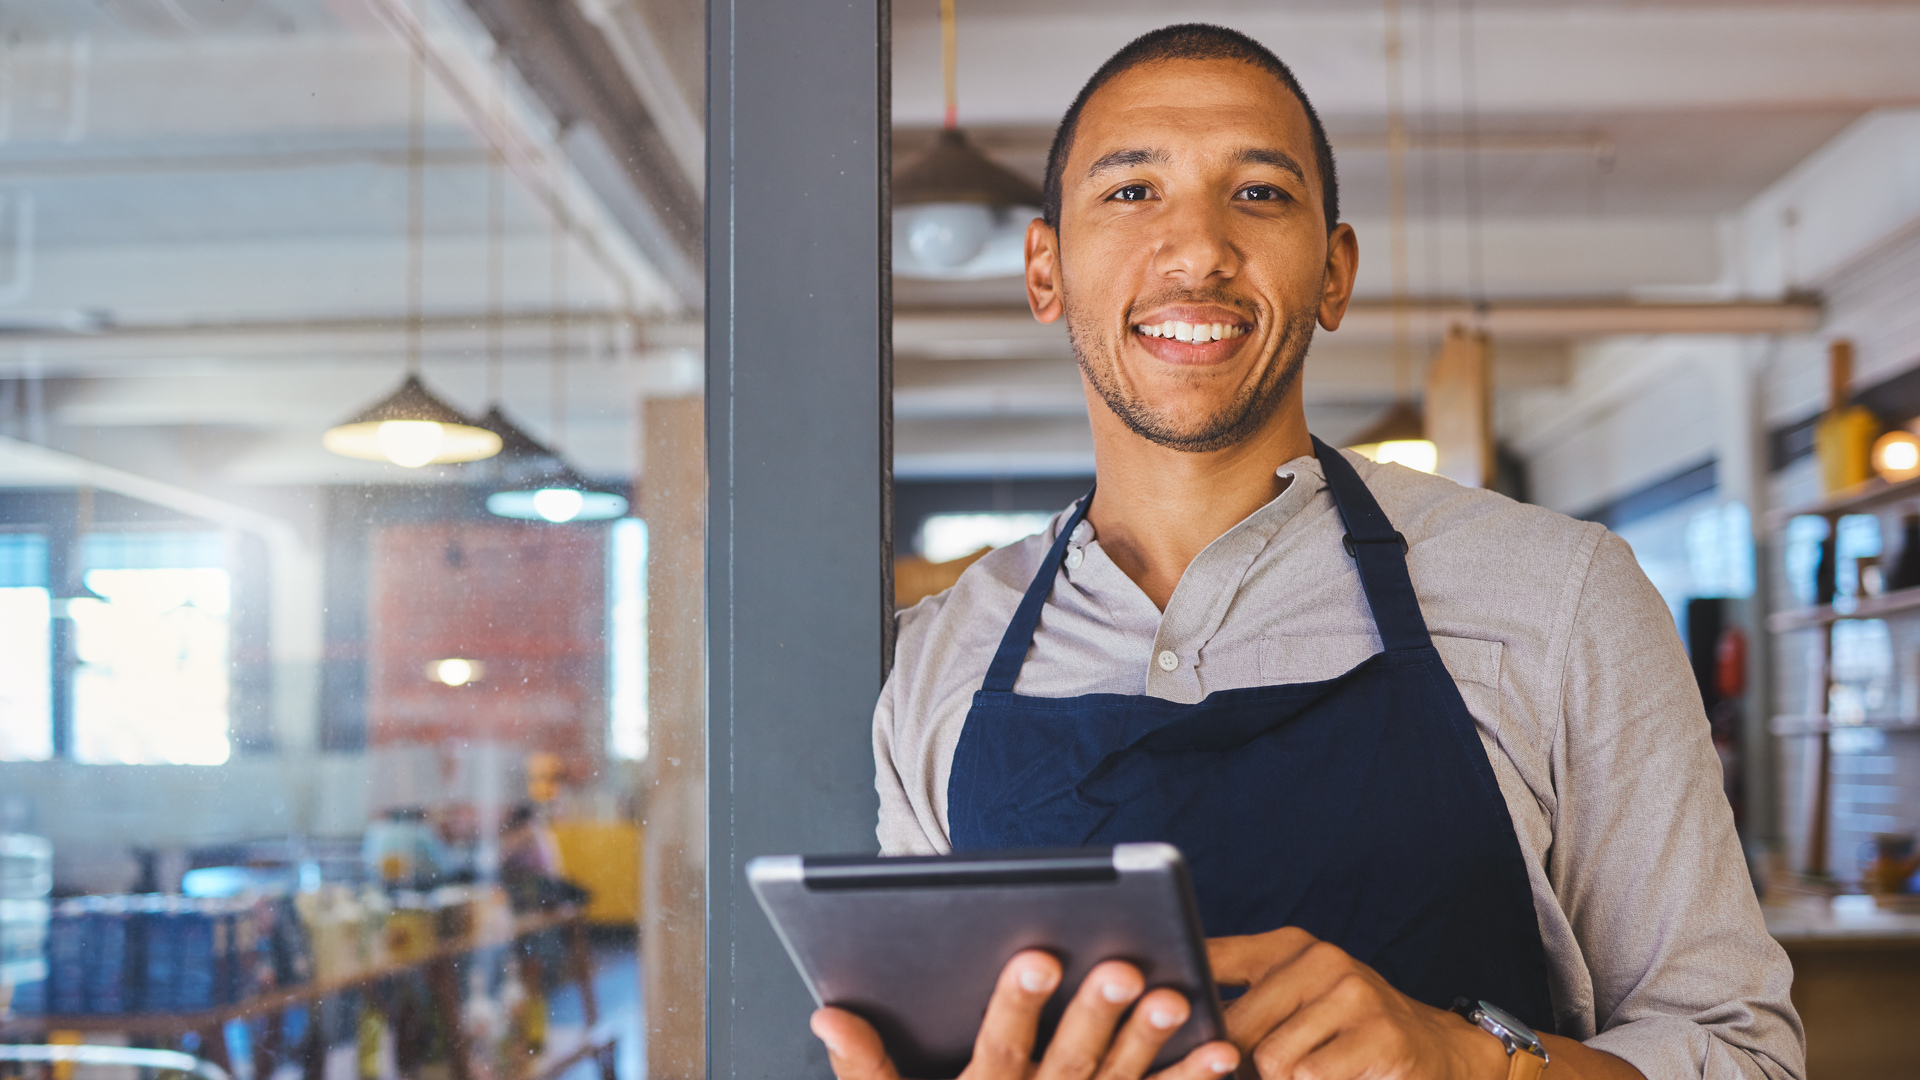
[970, 950, 1063, 1077]
[811, 1007, 901, 1080]
[1206, 928, 1317, 988]
[1220, 940, 1350, 1050]
[1034, 960, 1145, 1080]
[1091, 987, 1232, 1080]
[1243, 978, 1365, 1079]
[1146, 1040, 1241, 1080]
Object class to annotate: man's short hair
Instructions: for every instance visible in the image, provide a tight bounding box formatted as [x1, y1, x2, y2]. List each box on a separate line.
[1041, 23, 1340, 236]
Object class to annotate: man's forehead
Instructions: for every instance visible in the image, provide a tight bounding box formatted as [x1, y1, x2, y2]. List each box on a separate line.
[1071, 58, 1312, 164]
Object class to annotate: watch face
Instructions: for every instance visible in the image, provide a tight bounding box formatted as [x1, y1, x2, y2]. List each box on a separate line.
[1476, 1001, 1544, 1054]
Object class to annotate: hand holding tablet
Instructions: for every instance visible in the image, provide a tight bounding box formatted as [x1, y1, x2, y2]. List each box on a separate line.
[747, 844, 1239, 1080]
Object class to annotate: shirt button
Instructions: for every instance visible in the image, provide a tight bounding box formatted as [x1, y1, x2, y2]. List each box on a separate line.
[1065, 547, 1084, 569]
[1157, 650, 1179, 672]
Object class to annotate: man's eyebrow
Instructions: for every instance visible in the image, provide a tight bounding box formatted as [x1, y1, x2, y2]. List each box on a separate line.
[1085, 147, 1168, 177]
[1232, 147, 1307, 182]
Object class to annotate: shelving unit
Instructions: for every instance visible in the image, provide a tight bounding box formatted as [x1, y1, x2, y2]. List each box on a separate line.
[1765, 472, 1920, 530]
[0, 908, 607, 1080]
[1769, 585, 1920, 632]
[1770, 471, 1920, 885]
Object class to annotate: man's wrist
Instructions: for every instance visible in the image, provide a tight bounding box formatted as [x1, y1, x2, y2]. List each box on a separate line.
[1451, 1013, 1516, 1080]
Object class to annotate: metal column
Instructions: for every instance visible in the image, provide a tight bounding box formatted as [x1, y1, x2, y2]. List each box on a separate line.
[706, 1, 891, 1077]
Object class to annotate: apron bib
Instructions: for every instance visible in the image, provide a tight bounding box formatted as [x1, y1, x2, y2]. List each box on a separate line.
[947, 437, 1555, 1032]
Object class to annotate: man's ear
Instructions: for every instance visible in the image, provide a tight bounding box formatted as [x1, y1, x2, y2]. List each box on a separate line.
[1317, 222, 1359, 332]
[1025, 218, 1064, 324]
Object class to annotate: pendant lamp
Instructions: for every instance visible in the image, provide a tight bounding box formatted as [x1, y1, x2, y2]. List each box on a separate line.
[324, 41, 499, 470]
[477, 405, 628, 523]
[1345, 10, 1437, 478]
[1345, 400, 1437, 474]
[892, 0, 1042, 280]
[323, 375, 503, 468]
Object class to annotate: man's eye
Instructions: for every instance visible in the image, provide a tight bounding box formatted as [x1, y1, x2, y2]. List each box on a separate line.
[1113, 184, 1151, 201]
[1239, 185, 1286, 202]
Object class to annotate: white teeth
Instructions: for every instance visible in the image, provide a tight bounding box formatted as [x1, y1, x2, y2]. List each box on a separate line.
[1134, 321, 1246, 342]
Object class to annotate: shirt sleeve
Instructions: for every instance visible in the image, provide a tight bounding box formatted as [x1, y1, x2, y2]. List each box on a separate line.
[1554, 533, 1805, 1079]
[875, 609, 947, 857]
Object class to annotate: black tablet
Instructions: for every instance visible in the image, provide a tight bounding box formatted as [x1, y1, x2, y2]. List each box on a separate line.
[746, 843, 1226, 1079]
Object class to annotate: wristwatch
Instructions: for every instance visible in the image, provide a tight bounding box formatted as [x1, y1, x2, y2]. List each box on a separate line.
[1451, 999, 1550, 1079]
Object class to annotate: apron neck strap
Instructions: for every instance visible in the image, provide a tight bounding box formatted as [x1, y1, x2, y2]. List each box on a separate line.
[980, 441, 1430, 694]
[1311, 436, 1433, 652]
[981, 488, 1095, 694]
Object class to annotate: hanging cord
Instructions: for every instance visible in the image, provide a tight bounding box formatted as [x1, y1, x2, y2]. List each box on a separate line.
[405, 5, 425, 376]
[1420, 0, 1442, 318]
[941, 0, 958, 130]
[550, 155, 569, 452]
[1384, 0, 1412, 402]
[1458, 0, 1486, 315]
[486, 54, 505, 405]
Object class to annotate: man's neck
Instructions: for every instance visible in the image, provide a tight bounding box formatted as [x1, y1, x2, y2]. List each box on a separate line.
[1084, 400, 1313, 611]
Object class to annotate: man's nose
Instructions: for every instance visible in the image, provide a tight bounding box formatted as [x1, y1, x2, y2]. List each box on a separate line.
[1151, 199, 1239, 282]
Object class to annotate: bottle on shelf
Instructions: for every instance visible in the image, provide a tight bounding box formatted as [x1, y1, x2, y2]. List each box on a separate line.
[1888, 514, 1920, 592]
[1815, 339, 1880, 494]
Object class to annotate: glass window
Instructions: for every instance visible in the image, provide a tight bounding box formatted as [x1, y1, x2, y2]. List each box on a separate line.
[0, 534, 51, 762]
[70, 531, 232, 766]
[0, 1, 705, 1074]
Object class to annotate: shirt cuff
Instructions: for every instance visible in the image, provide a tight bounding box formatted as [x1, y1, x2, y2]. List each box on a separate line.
[1583, 1015, 1801, 1080]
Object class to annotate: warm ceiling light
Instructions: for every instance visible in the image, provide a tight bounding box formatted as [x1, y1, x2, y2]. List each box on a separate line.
[427, 658, 484, 686]
[893, 131, 1043, 280]
[323, 375, 502, 468]
[1346, 401, 1438, 475]
[1873, 430, 1920, 482]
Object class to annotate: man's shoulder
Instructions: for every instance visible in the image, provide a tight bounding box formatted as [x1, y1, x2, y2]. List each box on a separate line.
[1352, 452, 1606, 568]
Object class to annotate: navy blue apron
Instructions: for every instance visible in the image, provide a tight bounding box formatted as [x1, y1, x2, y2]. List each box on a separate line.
[948, 437, 1555, 1032]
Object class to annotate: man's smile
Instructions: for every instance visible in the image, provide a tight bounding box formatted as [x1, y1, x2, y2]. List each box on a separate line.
[1129, 305, 1254, 364]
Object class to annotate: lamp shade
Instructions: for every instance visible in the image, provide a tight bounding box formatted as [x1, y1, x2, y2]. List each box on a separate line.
[1345, 401, 1438, 474]
[322, 375, 502, 467]
[896, 129, 1044, 208]
[475, 405, 629, 523]
[894, 130, 1043, 281]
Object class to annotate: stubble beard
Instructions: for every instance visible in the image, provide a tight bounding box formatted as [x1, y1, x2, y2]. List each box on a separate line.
[1065, 289, 1318, 454]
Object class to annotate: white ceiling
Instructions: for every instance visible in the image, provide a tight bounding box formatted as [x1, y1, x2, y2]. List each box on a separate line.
[888, 1, 1920, 468]
[0, 0, 683, 495]
[2, 0, 1919, 494]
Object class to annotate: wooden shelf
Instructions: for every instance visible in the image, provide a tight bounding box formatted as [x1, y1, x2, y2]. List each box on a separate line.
[1768, 585, 1920, 631]
[1767, 472, 1920, 529]
[0, 907, 581, 1037]
[1772, 715, 1920, 736]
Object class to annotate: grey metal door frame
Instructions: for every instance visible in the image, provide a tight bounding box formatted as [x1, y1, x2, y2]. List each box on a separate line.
[706, 1, 892, 1077]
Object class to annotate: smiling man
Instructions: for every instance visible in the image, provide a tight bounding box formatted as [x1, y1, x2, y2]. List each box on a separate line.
[813, 23, 1804, 1080]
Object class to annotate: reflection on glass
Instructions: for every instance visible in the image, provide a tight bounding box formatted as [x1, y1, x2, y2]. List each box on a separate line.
[71, 565, 233, 766]
[608, 518, 648, 762]
[0, 0, 704, 1071]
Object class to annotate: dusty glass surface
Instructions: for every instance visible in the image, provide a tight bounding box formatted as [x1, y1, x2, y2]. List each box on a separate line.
[0, 2, 705, 1078]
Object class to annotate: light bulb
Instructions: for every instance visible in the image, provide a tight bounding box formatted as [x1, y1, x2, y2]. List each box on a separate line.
[434, 658, 475, 686]
[1873, 430, 1920, 481]
[1375, 439, 1438, 474]
[901, 203, 994, 268]
[533, 487, 586, 523]
[376, 420, 447, 468]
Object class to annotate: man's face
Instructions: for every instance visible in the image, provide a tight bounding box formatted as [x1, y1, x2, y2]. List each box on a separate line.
[1027, 58, 1356, 453]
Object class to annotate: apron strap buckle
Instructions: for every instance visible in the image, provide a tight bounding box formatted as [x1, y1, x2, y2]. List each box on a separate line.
[1343, 531, 1409, 559]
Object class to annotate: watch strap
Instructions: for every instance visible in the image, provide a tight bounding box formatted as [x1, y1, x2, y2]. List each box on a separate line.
[1506, 1046, 1548, 1080]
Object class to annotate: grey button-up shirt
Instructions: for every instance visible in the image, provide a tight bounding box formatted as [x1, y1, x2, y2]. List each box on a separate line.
[875, 450, 1804, 1080]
